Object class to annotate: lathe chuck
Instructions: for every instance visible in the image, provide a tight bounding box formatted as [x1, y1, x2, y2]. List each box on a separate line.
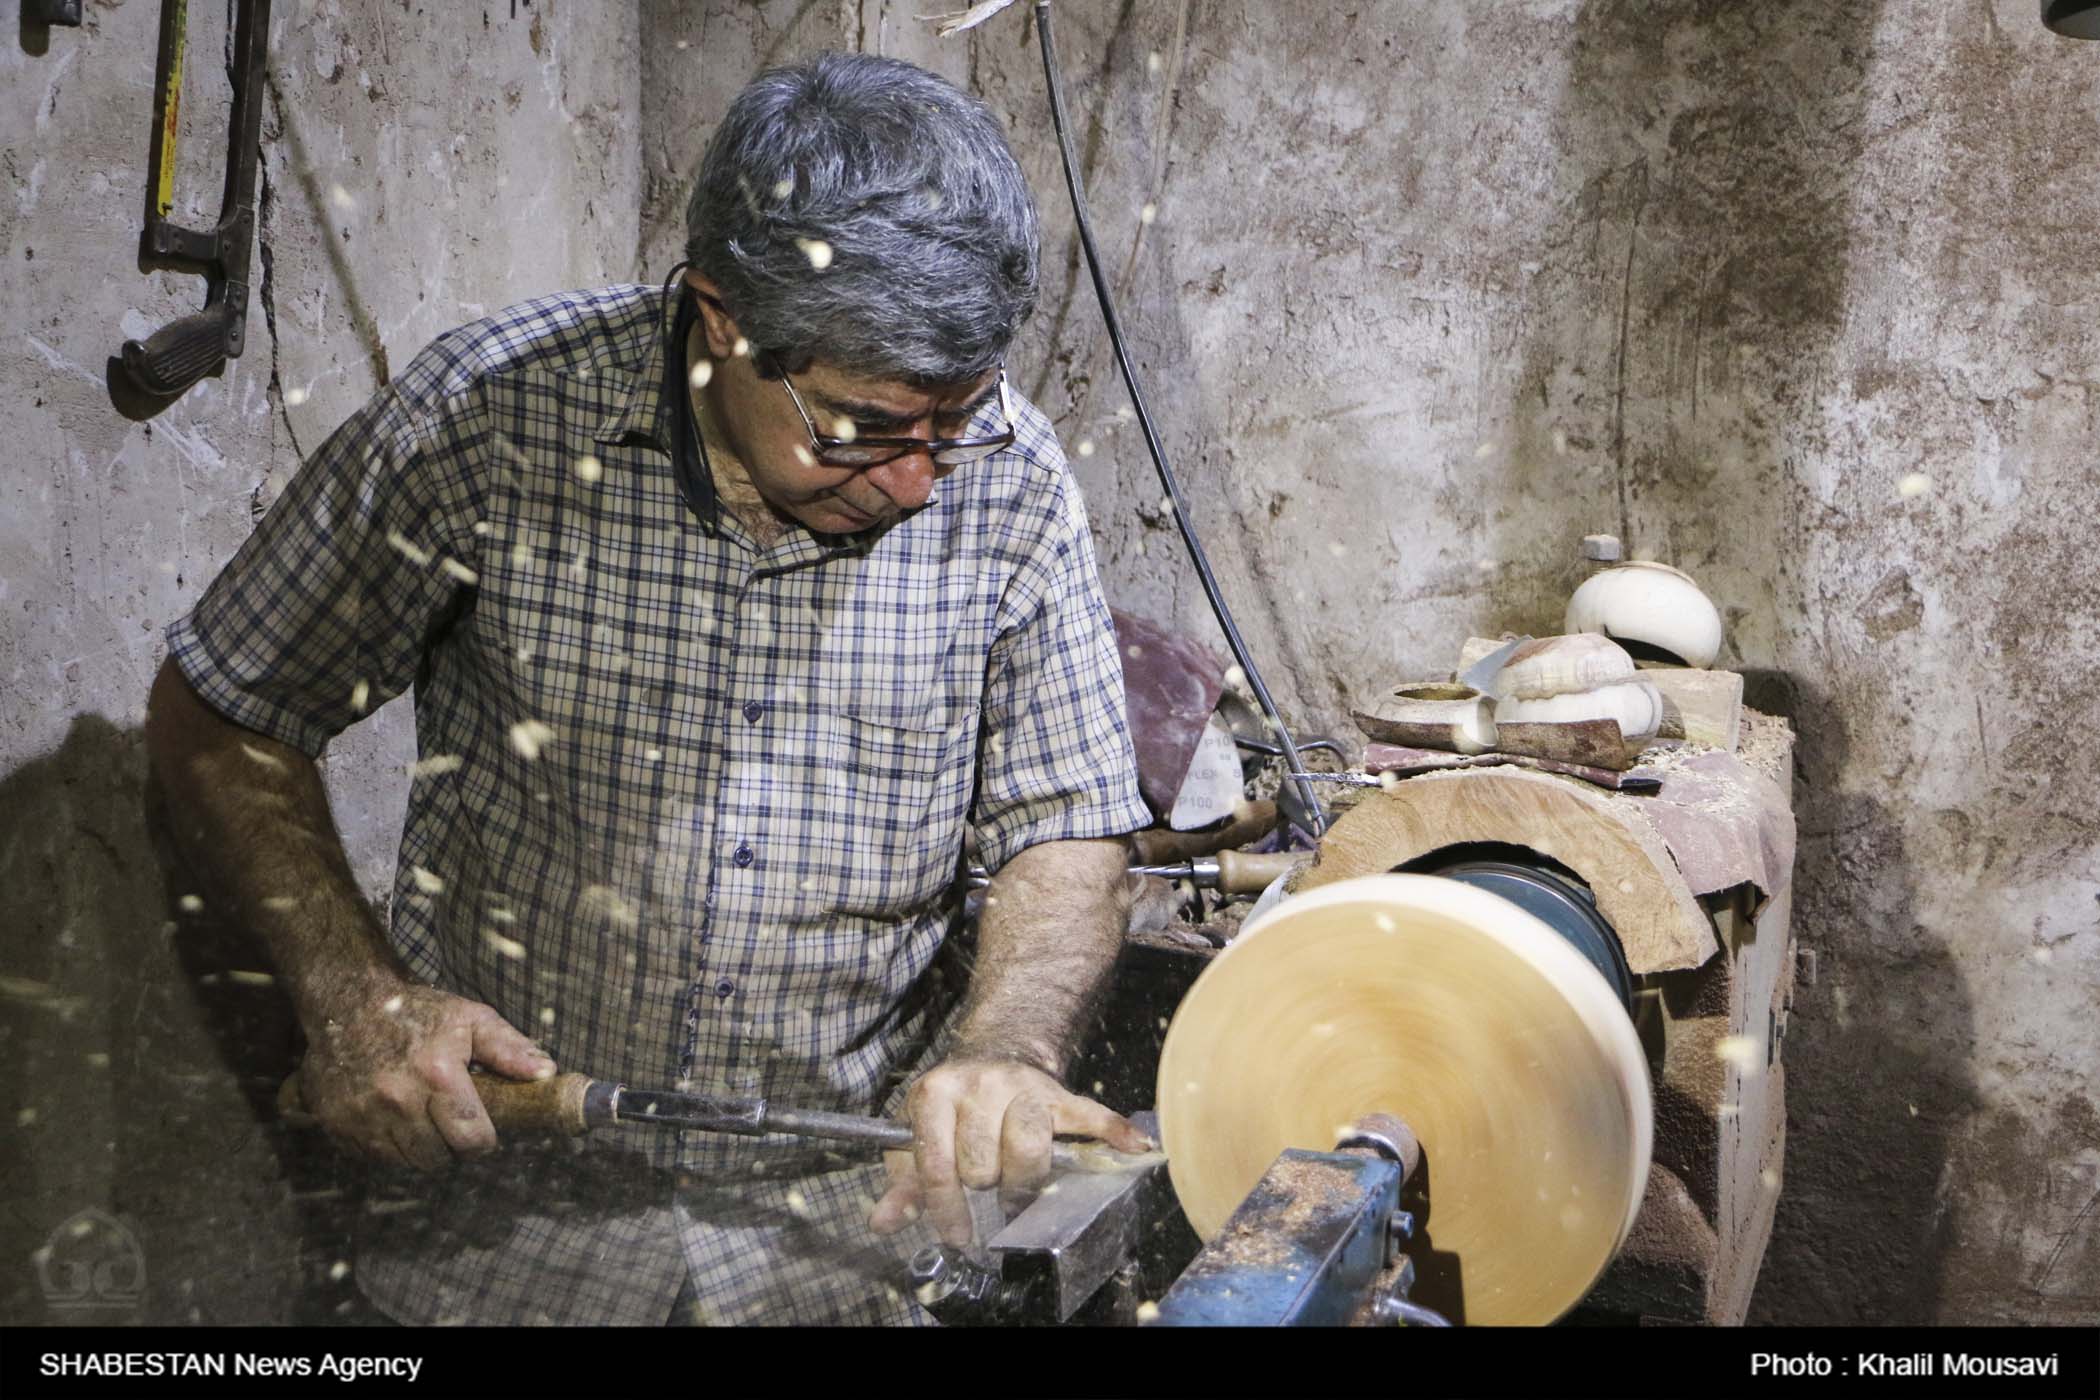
[1155, 873, 1652, 1325]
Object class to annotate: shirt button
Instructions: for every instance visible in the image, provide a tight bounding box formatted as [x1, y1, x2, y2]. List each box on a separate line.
[714, 978, 736, 999]
[742, 700, 764, 723]
[733, 844, 755, 868]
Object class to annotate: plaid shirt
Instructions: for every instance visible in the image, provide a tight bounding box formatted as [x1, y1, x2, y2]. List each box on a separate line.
[167, 283, 1149, 1324]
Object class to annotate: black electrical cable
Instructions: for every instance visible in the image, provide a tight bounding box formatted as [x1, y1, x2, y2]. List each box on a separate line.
[658, 260, 725, 535]
[1033, 0, 1326, 836]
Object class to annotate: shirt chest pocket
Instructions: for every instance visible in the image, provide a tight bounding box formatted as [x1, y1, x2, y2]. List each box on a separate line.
[815, 702, 980, 917]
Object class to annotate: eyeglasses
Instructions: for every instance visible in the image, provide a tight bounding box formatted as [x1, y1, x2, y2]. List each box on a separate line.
[685, 286, 1018, 469]
[777, 366, 1017, 470]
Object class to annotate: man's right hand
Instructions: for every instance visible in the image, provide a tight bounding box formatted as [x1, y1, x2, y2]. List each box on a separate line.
[144, 662, 557, 1172]
[297, 975, 555, 1172]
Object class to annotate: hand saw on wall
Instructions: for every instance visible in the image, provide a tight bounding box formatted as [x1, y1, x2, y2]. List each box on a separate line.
[121, 0, 272, 399]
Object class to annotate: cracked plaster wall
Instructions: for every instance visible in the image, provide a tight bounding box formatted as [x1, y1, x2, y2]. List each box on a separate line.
[3, 0, 637, 1323]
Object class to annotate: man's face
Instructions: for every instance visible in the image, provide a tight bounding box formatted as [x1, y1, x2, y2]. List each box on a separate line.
[685, 273, 1002, 537]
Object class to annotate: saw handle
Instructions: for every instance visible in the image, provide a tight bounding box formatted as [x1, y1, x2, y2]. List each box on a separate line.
[277, 1066, 597, 1138]
[120, 306, 229, 397]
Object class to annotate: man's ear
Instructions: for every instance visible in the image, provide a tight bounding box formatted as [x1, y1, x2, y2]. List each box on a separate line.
[682, 270, 744, 362]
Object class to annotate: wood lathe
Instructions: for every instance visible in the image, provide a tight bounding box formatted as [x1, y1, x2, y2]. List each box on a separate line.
[913, 862, 1666, 1327]
[917, 704, 1796, 1328]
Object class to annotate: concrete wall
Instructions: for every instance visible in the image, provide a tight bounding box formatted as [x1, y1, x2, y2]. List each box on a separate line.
[6, 0, 2094, 1327]
[2, 0, 637, 1323]
[638, 0, 2099, 1323]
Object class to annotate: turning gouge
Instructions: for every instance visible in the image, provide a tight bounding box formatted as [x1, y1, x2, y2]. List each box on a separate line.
[278, 1068, 1161, 1174]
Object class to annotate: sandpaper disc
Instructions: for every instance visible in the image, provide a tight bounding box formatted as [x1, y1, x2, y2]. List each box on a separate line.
[1156, 873, 1652, 1325]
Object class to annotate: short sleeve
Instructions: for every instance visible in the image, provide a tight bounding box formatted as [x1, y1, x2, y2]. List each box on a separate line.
[968, 468, 1152, 872]
[164, 382, 482, 756]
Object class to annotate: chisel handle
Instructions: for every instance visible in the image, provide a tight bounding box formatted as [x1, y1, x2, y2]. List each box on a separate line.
[277, 1066, 598, 1137]
[1132, 849, 1302, 894]
[1211, 849, 1300, 894]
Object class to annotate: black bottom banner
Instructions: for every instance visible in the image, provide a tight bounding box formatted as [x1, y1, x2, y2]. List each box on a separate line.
[4, 1323, 2097, 1398]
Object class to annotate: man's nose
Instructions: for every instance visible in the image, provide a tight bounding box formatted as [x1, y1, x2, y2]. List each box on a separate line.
[865, 449, 937, 510]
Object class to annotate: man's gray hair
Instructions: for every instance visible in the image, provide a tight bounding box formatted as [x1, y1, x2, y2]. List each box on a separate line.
[684, 52, 1040, 386]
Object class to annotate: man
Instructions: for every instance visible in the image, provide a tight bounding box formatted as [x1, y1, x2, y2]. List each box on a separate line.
[144, 51, 1155, 1326]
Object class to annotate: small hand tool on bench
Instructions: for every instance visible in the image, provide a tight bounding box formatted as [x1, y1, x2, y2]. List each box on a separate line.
[278, 1068, 1161, 1175]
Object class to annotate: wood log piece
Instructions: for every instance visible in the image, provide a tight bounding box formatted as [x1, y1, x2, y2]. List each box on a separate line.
[1296, 768, 1716, 972]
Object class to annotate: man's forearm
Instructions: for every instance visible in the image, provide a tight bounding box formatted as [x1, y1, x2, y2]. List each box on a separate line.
[145, 659, 407, 1027]
[952, 836, 1136, 1077]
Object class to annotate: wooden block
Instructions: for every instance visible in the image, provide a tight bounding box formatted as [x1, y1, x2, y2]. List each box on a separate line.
[1297, 766, 1717, 972]
[1639, 665, 1742, 751]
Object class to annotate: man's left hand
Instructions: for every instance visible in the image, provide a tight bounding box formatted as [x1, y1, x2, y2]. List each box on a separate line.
[868, 1056, 1153, 1245]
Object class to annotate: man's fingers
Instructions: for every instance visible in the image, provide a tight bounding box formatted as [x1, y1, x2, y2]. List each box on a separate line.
[355, 1125, 413, 1171]
[868, 1183, 917, 1236]
[1000, 1095, 1054, 1195]
[953, 1092, 1004, 1191]
[387, 1121, 449, 1174]
[424, 1060, 499, 1158]
[1051, 1092, 1154, 1153]
[868, 1150, 922, 1235]
[909, 1091, 972, 1246]
[467, 1008, 556, 1082]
